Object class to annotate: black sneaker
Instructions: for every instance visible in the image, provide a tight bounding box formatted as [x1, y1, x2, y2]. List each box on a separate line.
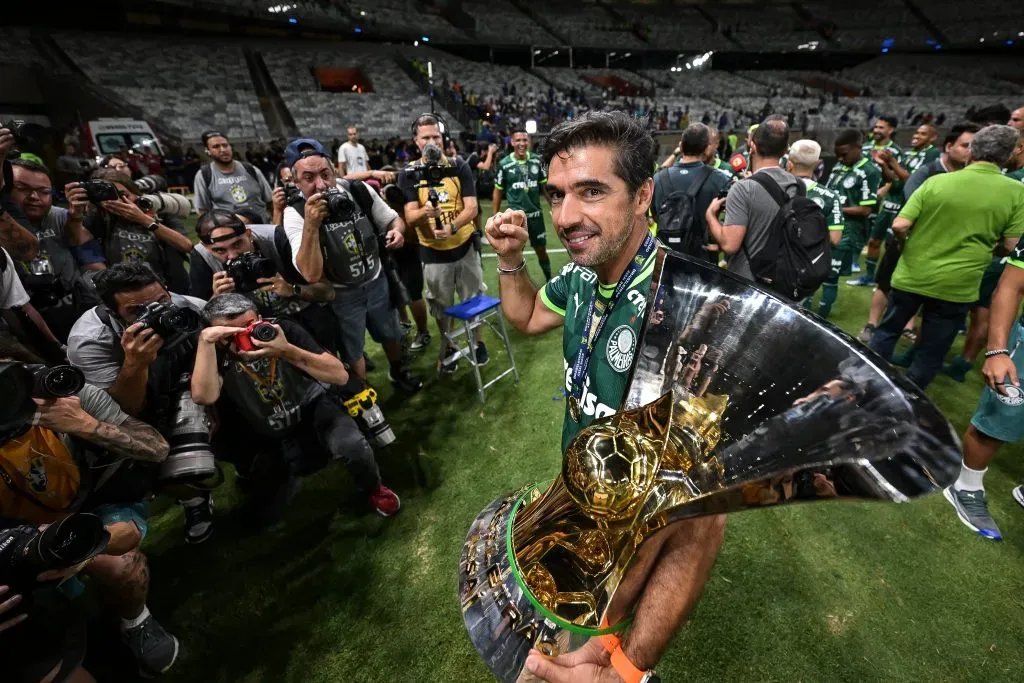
[440, 347, 459, 374]
[400, 321, 413, 336]
[181, 494, 213, 545]
[475, 341, 490, 366]
[389, 366, 423, 392]
[123, 613, 180, 678]
[409, 331, 431, 351]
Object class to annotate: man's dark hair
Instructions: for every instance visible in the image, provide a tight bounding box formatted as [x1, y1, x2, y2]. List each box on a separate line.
[90, 167, 139, 194]
[943, 121, 982, 148]
[835, 129, 863, 148]
[412, 114, 440, 136]
[542, 111, 655, 195]
[9, 158, 51, 179]
[680, 123, 710, 157]
[877, 115, 898, 129]
[751, 117, 789, 159]
[93, 262, 163, 312]
[511, 127, 528, 136]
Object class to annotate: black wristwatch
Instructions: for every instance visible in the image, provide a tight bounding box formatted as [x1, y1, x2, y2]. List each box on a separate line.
[145, 221, 159, 233]
[291, 284, 302, 297]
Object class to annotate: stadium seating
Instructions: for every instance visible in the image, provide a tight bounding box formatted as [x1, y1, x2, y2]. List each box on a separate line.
[462, 0, 560, 45]
[919, 0, 1021, 47]
[532, 3, 646, 49]
[808, 0, 934, 51]
[702, 5, 823, 52]
[0, 27, 48, 67]
[353, 0, 467, 42]
[613, 5, 718, 51]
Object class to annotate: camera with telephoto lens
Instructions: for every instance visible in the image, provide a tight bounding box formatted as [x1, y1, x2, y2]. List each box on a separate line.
[0, 514, 110, 594]
[78, 179, 120, 203]
[136, 192, 192, 218]
[283, 182, 302, 205]
[233, 320, 278, 352]
[341, 384, 395, 447]
[134, 301, 201, 350]
[134, 175, 167, 193]
[0, 362, 86, 433]
[160, 389, 217, 483]
[401, 144, 459, 187]
[2, 119, 28, 158]
[322, 187, 357, 222]
[225, 252, 277, 293]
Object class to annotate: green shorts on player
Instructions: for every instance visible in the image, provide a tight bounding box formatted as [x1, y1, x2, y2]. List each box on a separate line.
[496, 152, 550, 277]
[827, 157, 880, 274]
[525, 212, 547, 248]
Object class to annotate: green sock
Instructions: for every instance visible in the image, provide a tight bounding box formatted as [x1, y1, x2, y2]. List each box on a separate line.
[539, 258, 552, 281]
[819, 283, 838, 317]
[864, 257, 878, 280]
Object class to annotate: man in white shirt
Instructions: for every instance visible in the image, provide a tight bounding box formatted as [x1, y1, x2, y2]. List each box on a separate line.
[337, 127, 369, 176]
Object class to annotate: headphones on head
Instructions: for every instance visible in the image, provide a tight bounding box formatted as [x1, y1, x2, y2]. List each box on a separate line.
[410, 112, 451, 149]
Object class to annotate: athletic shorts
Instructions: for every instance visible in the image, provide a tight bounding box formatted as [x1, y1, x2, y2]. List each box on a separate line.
[971, 319, 1024, 443]
[423, 248, 485, 318]
[874, 239, 902, 294]
[871, 209, 897, 241]
[974, 261, 1005, 309]
[332, 274, 403, 363]
[92, 500, 150, 540]
[526, 214, 547, 249]
[391, 243, 425, 301]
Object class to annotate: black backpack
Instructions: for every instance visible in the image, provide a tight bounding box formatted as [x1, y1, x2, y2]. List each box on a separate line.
[656, 165, 713, 261]
[742, 174, 830, 301]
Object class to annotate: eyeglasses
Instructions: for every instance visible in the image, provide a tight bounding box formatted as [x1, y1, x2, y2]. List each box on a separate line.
[108, 162, 129, 170]
[12, 183, 52, 198]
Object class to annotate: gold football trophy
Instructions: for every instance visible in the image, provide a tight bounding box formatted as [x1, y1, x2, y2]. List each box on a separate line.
[459, 253, 961, 681]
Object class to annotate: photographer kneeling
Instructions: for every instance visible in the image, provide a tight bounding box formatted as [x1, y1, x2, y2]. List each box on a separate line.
[0, 353, 179, 679]
[191, 294, 401, 517]
[66, 263, 216, 545]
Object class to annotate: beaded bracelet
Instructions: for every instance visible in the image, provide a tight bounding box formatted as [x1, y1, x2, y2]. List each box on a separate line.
[496, 259, 526, 275]
[984, 349, 1010, 358]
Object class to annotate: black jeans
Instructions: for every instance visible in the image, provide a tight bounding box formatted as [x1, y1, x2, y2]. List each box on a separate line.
[868, 288, 972, 390]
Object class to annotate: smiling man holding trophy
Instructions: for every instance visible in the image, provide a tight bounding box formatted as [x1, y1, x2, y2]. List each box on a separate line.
[469, 111, 961, 683]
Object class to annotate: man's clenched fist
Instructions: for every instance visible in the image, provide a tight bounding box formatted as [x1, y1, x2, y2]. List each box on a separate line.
[485, 209, 529, 269]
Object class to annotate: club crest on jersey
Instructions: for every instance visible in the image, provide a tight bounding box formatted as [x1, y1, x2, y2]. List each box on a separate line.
[606, 325, 637, 373]
[811, 196, 825, 209]
[843, 176, 857, 189]
[996, 383, 1024, 407]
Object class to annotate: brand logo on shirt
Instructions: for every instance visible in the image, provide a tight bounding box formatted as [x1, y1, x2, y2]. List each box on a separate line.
[438, 190, 450, 203]
[606, 325, 637, 373]
[562, 361, 617, 419]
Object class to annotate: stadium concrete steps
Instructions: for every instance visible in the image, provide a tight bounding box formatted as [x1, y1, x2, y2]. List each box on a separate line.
[245, 48, 296, 139]
[901, 0, 951, 46]
[509, 0, 570, 47]
[692, 6, 744, 49]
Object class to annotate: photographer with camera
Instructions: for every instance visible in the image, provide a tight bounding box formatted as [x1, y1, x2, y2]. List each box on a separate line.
[66, 263, 216, 545]
[398, 114, 486, 371]
[191, 293, 401, 517]
[381, 180, 431, 351]
[78, 169, 192, 294]
[0, 356, 180, 678]
[194, 131, 273, 223]
[282, 138, 422, 391]
[0, 247, 67, 365]
[0, 124, 44, 264]
[3, 160, 101, 342]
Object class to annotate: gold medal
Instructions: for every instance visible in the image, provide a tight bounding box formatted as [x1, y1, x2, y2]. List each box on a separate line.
[568, 396, 582, 422]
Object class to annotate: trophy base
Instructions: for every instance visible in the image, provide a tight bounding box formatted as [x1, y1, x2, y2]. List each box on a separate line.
[459, 486, 620, 682]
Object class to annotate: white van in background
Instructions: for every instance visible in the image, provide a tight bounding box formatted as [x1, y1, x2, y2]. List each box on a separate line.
[84, 118, 165, 158]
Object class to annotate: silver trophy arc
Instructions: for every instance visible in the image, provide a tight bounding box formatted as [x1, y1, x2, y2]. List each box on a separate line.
[459, 251, 961, 682]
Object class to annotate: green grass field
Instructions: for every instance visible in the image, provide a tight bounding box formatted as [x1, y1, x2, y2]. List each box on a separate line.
[108, 204, 1024, 682]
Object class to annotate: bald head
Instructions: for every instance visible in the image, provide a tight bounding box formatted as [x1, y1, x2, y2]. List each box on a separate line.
[751, 117, 789, 160]
[786, 139, 821, 175]
[1010, 107, 1024, 131]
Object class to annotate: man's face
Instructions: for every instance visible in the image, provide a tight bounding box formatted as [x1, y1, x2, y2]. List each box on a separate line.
[415, 124, 443, 153]
[946, 132, 975, 168]
[512, 132, 530, 158]
[546, 144, 650, 268]
[347, 128, 359, 143]
[834, 144, 860, 165]
[293, 155, 336, 197]
[206, 136, 233, 164]
[112, 181, 136, 203]
[279, 166, 293, 184]
[911, 125, 936, 150]
[11, 167, 53, 222]
[114, 283, 171, 325]
[106, 157, 129, 173]
[1009, 107, 1024, 131]
[206, 228, 254, 264]
[872, 120, 894, 143]
[212, 311, 259, 349]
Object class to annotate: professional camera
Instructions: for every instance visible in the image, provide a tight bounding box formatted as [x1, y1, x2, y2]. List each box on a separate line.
[322, 187, 357, 222]
[341, 385, 395, 448]
[134, 174, 167, 193]
[0, 362, 86, 433]
[134, 301, 201, 350]
[1, 119, 27, 158]
[160, 390, 217, 483]
[233, 320, 278, 352]
[283, 182, 302, 205]
[78, 179, 120, 203]
[225, 252, 277, 293]
[401, 144, 459, 187]
[0, 514, 110, 593]
[136, 192, 192, 218]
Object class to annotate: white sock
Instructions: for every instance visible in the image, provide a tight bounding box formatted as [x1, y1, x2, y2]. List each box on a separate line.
[181, 496, 205, 507]
[954, 463, 987, 492]
[122, 605, 150, 631]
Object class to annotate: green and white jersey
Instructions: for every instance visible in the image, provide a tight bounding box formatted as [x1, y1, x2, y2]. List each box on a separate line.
[801, 178, 846, 232]
[826, 157, 881, 231]
[1009, 239, 1024, 325]
[1006, 167, 1024, 183]
[711, 156, 738, 179]
[862, 139, 904, 170]
[540, 248, 659, 452]
[885, 145, 941, 212]
[495, 152, 546, 220]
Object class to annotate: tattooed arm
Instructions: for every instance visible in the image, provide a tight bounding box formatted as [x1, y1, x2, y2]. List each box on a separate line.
[33, 396, 169, 463]
[0, 211, 39, 262]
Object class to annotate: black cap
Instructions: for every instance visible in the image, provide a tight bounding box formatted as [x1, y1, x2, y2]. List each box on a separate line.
[201, 130, 227, 146]
[196, 209, 246, 244]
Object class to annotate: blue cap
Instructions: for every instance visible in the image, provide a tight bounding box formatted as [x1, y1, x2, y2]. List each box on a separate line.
[284, 138, 330, 168]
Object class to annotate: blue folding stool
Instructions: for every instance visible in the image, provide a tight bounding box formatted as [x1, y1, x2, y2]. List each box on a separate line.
[440, 294, 519, 402]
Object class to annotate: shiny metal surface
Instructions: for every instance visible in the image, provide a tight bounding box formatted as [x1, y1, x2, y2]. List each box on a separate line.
[460, 252, 962, 682]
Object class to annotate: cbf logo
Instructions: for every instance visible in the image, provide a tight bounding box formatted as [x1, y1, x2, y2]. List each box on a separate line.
[437, 190, 450, 203]
[231, 184, 248, 203]
[606, 325, 637, 373]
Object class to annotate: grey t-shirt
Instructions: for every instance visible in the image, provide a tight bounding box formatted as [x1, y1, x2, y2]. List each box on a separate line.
[0, 248, 30, 309]
[66, 293, 207, 389]
[723, 166, 800, 280]
[78, 382, 129, 426]
[193, 161, 273, 222]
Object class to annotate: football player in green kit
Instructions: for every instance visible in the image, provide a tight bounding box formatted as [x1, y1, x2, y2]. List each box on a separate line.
[493, 128, 551, 280]
[848, 116, 903, 282]
[823, 130, 881, 316]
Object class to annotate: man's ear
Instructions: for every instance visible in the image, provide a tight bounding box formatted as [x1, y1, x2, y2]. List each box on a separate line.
[635, 177, 655, 216]
[749, 139, 759, 157]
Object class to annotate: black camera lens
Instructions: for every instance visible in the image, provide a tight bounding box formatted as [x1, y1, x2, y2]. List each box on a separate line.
[29, 365, 85, 399]
[250, 322, 278, 342]
[324, 188, 356, 221]
[0, 362, 35, 428]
